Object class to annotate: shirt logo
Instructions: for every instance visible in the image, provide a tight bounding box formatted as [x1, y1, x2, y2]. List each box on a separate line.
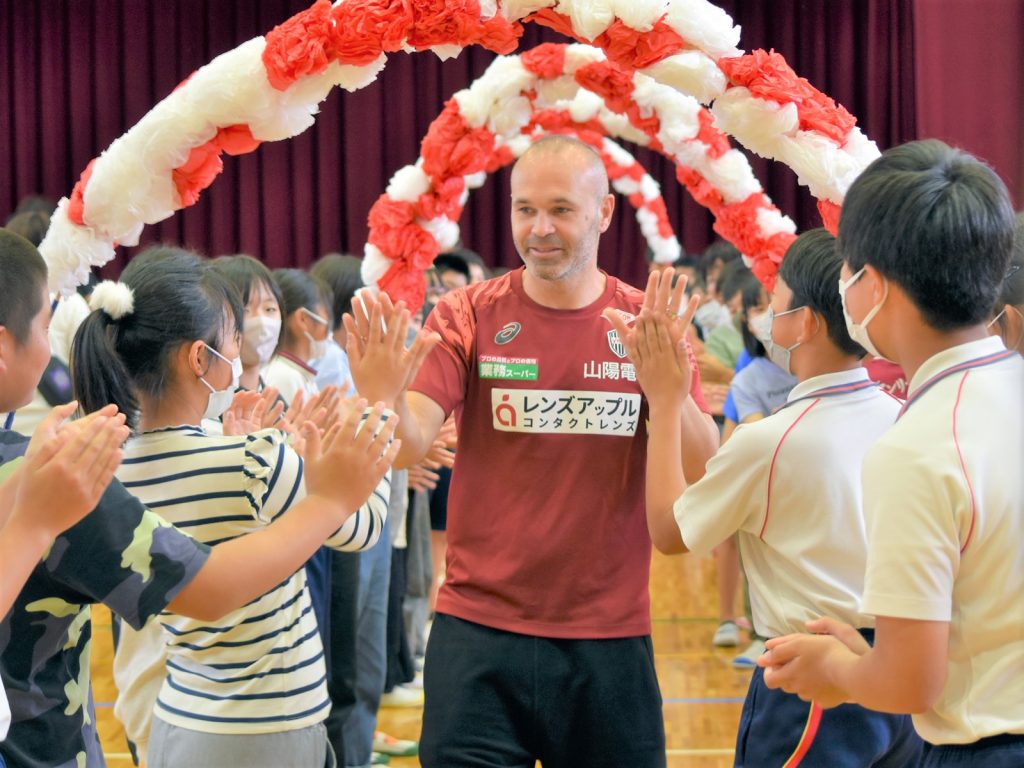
[492, 388, 641, 437]
[495, 322, 522, 345]
[607, 329, 627, 359]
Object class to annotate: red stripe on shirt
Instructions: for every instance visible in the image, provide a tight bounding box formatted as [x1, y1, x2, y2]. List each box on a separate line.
[952, 371, 978, 554]
[760, 399, 820, 540]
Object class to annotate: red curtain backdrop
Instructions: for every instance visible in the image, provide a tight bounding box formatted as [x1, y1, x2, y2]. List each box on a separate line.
[914, 0, 1024, 209]
[3, 0, 918, 288]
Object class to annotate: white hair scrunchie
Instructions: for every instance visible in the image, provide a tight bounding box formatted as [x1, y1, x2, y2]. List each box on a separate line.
[89, 280, 135, 320]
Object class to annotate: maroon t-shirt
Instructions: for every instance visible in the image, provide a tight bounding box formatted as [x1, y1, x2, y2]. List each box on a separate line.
[412, 268, 708, 639]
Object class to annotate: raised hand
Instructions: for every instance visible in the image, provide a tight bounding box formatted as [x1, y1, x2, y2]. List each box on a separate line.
[16, 405, 130, 537]
[343, 290, 440, 406]
[302, 401, 401, 519]
[222, 390, 265, 436]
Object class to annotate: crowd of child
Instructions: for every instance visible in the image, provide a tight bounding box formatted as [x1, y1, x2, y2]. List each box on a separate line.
[1, 137, 1022, 768]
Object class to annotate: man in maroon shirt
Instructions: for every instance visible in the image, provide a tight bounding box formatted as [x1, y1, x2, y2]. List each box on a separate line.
[347, 136, 720, 767]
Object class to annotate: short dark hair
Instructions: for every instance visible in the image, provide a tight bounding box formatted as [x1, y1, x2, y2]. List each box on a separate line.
[4, 211, 50, 247]
[310, 253, 363, 331]
[699, 240, 742, 283]
[779, 229, 864, 357]
[0, 229, 48, 344]
[211, 254, 285, 313]
[997, 212, 1024, 308]
[72, 246, 243, 431]
[839, 140, 1016, 331]
[433, 252, 470, 281]
[273, 268, 331, 345]
[8, 195, 56, 219]
[719, 260, 753, 303]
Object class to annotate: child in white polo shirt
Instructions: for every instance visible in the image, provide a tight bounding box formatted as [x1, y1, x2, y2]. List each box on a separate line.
[761, 140, 1024, 767]
[607, 229, 922, 766]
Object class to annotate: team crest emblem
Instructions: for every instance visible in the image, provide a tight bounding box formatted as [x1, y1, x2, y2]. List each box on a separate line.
[495, 322, 522, 345]
[607, 329, 627, 359]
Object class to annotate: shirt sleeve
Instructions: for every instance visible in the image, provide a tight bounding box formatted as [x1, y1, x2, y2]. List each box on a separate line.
[243, 429, 305, 525]
[859, 442, 959, 622]
[673, 423, 769, 556]
[48, 479, 210, 631]
[410, 290, 475, 417]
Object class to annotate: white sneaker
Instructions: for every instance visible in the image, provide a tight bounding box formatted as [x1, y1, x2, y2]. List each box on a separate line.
[732, 639, 767, 669]
[378, 684, 424, 708]
[712, 621, 740, 647]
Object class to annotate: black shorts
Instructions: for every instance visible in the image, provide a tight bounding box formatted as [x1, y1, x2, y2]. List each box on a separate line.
[420, 613, 666, 768]
[428, 465, 451, 531]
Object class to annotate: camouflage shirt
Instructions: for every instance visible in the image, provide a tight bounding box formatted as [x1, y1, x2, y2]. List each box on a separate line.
[0, 431, 210, 768]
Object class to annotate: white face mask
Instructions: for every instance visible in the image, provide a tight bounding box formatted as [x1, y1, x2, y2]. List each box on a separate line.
[839, 267, 888, 359]
[243, 315, 281, 366]
[301, 308, 330, 365]
[200, 344, 242, 420]
[750, 306, 805, 375]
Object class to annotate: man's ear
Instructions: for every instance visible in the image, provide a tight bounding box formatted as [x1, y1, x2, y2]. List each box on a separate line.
[598, 193, 615, 233]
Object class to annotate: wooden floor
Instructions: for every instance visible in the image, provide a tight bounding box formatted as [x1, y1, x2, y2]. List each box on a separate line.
[92, 550, 751, 767]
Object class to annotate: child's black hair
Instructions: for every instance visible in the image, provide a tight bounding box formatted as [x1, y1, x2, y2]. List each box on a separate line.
[0, 228, 48, 344]
[211, 254, 285, 312]
[72, 245, 243, 431]
[273, 268, 332, 345]
[310, 254, 363, 332]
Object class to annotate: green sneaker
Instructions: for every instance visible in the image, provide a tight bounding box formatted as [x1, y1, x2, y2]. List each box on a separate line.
[373, 731, 419, 757]
[371, 752, 390, 765]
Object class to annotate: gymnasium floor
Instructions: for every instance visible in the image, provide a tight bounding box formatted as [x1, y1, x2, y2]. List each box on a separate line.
[92, 549, 751, 767]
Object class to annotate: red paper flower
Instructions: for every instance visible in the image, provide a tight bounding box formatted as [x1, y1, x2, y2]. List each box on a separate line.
[417, 177, 466, 220]
[421, 101, 494, 180]
[574, 61, 635, 114]
[214, 124, 261, 156]
[368, 197, 417, 232]
[696, 110, 730, 159]
[67, 160, 97, 226]
[262, 0, 337, 92]
[475, 15, 524, 55]
[173, 143, 223, 208]
[331, 0, 414, 57]
[817, 199, 841, 235]
[595, 18, 686, 70]
[378, 259, 427, 312]
[526, 9, 584, 42]
[405, 0, 481, 51]
[483, 144, 515, 174]
[370, 223, 438, 271]
[520, 43, 567, 80]
[720, 50, 855, 144]
[647, 198, 673, 238]
[675, 167, 725, 212]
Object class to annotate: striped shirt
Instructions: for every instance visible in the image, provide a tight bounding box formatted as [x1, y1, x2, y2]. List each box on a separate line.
[114, 425, 389, 735]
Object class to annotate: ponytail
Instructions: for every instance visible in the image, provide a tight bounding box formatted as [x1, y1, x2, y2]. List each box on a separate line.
[72, 309, 141, 430]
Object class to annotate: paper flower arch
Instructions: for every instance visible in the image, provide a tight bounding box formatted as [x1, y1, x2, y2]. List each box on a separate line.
[38, 0, 879, 308]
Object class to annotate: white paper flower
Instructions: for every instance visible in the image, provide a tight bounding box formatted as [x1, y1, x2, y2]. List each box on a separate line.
[611, 0, 668, 32]
[711, 87, 800, 159]
[38, 200, 117, 297]
[421, 216, 461, 251]
[642, 51, 726, 104]
[650, 234, 682, 263]
[755, 207, 798, 237]
[331, 54, 388, 92]
[557, 0, 615, 41]
[662, 0, 742, 60]
[386, 166, 433, 202]
[361, 244, 392, 285]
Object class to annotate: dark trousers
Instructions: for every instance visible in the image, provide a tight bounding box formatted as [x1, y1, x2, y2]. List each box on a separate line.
[421, 614, 666, 768]
[323, 551, 361, 762]
[921, 734, 1024, 767]
[734, 666, 922, 767]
